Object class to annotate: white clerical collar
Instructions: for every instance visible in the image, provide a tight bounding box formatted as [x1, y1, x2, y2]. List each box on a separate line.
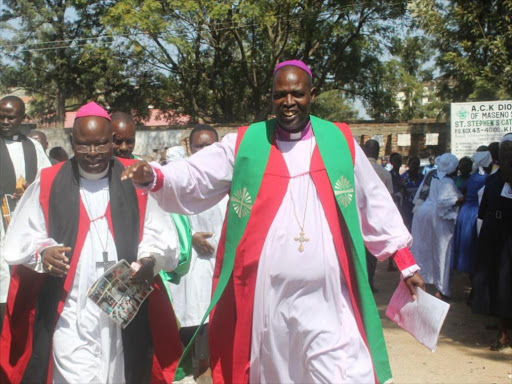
[78, 164, 109, 180]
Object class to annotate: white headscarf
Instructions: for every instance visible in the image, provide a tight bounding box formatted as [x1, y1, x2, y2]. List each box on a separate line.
[501, 133, 512, 144]
[471, 151, 492, 173]
[435, 153, 459, 178]
[166, 145, 186, 163]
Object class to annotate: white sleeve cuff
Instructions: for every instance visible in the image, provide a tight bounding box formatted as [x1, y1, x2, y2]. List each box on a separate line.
[400, 264, 420, 279]
[29, 240, 59, 273]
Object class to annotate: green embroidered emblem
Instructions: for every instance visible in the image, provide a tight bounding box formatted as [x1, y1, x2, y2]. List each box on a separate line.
[334, 176, 354, 207]
[231, 187, 253, 218]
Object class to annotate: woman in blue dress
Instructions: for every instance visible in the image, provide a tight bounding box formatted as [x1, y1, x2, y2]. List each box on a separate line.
[452, 151, 492, 273]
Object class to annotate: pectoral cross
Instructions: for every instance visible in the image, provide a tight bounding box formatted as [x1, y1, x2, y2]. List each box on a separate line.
[96, 251, 115, 270]
[294, 231, 310, 253]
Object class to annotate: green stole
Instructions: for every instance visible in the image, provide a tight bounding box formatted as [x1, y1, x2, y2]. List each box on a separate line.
[160, 214, 192, 300]
[176, 115, 392, 383]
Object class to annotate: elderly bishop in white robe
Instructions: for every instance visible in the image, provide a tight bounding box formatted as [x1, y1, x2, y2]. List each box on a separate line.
[0, 102, 183, 384]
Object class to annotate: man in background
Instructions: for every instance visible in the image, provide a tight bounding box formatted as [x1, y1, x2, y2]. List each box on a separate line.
[0, 96, 51, 328]
[170, 124, 227, 383]
[422, 155, 437, 175]
[111, 111, 137, 159]
[27, 130, 49, 153]
[363, 139, 393, 292]
[49, 146, 69, 163]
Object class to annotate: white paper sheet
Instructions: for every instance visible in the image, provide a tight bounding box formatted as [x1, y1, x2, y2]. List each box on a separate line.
[385, 280, 450, 352]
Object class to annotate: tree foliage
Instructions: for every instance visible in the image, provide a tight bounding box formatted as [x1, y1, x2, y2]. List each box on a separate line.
[311, 90, 358, 121]
[5, 0, 507, 124]
[410, 0, 512, 103]
[0, 0, 157, 125]
[104, 0, 409, 122]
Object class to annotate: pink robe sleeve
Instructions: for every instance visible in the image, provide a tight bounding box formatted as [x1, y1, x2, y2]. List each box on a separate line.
[353, 141, 418, 276]
[147, 133, 237, 215]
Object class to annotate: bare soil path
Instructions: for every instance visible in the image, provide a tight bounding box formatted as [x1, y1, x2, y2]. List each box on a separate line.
[375, 263, 512, 384]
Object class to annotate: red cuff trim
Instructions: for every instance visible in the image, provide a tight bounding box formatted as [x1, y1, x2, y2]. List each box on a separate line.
[393, 247, 416, 271]
[151, 168, 164, 192]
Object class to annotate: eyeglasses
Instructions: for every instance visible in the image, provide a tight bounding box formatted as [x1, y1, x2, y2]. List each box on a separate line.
[74, 143, 112, 154]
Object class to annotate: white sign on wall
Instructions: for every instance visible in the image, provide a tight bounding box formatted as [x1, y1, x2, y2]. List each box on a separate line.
[425, 133, 439, 146]
[397, 133, 411, 147]
[451, 100, 512, 158]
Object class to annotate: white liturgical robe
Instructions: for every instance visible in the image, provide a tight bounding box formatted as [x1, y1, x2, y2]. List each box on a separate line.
[0, 137, 51, 303]
[169, 197, 227, 327]
[2, 167, 178, 384]
[146, 132, 418, 384]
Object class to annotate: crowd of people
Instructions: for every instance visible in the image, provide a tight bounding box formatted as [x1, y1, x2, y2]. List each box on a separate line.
[375, 139, 511, 352]
[0, 59, 509, 384]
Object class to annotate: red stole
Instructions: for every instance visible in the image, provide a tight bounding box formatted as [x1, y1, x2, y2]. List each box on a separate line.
[209, 132, 376, 384]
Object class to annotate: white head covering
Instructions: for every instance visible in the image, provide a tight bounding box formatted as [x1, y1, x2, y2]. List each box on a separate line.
[435, 153, 459, 178]
[471, 151, 492, 173]
[166, 145, 186, 163]
[500, 133, 512, 144]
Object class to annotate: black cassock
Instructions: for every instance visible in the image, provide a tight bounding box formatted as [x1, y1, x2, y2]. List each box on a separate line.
[472, 170, 512, 318]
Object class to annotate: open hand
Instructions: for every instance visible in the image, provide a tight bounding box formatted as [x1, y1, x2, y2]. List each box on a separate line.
[120, 160, 154, 185]
[404, 272, 425, 300]
[192, 232, 215, 256]
[42, 246, 72, 277]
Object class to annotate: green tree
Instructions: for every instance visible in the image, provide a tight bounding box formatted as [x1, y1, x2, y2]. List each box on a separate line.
[311, 90, 358, 121]
[104, 0, 409, 122]
[388, 34, 437, 121]
[0, 0, 153, 126]
[410, 0, 512, 103]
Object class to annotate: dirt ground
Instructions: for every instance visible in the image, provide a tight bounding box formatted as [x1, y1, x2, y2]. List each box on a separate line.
[180, 262, 512, 384]
[376, 262, 512, 384]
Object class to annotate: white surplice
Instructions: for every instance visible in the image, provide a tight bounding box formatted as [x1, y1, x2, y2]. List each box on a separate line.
[0, 137, 51, 303]
[169, 197, 228, 327]
[2, 168, 178, 384]
[411, 175, 462, 297]
[148, 132, 415, 384]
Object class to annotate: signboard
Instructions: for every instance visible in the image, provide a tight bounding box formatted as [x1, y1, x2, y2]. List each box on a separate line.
[397, 133, 411, 147]
[451, 100, 512, 157]
[425, 133, 439, 146]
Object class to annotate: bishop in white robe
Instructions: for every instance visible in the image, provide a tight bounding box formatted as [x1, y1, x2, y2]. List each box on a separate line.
[0, 102, 182, 384]
[122, 61, 424, 384]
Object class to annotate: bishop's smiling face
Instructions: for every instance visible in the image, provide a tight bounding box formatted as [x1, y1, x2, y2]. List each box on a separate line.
[272, 66, 316, 133]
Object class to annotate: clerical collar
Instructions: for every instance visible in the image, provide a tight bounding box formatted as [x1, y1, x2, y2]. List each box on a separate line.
[78, 164, 109, 180]
[3, 135, 20, 142]
[275, 121, 313, 142]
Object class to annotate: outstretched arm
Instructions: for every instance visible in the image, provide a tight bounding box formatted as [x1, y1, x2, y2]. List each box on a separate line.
[121, 133, 237, 215]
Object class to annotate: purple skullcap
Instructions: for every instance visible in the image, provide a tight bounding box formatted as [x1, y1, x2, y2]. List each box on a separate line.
[273, 60, 313, 78]
[75, 102, 111, 121]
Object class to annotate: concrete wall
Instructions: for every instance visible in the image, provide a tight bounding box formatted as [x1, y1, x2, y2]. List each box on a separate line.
[30, 120, 450, 160]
